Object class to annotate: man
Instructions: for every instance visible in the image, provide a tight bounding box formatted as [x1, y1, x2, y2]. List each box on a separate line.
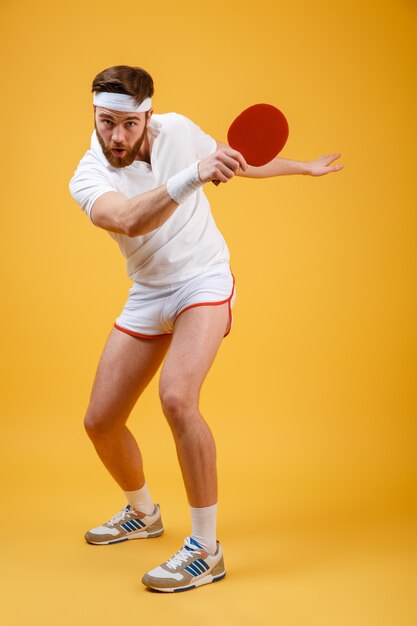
[69, 65, 343, 593]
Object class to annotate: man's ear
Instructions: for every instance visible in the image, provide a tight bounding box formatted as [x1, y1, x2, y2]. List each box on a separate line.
[146, 109, 153, 124]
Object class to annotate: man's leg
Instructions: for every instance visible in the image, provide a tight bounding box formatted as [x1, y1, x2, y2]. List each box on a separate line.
[159, 303, 230, 508]
[141, 303, 229, 590]
[83, 326, 171, 543]
[84, 327, 171, 490]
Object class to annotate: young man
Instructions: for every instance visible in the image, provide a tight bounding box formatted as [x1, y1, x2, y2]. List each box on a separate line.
[69, 65, 343, 593]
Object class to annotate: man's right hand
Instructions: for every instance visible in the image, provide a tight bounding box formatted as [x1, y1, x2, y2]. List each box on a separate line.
[198, 148, 247, 184]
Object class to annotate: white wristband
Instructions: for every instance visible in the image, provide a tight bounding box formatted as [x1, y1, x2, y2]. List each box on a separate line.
[166, 162, 203, 204]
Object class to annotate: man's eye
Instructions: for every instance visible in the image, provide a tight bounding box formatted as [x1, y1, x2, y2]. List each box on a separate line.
[103, 120, 113, 126]
[127, 122, 136, 127]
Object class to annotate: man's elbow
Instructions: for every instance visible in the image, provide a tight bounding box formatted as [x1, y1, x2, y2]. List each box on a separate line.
[122, 205, 144, 237]
[123, 214, 138, 237]
[123, 209, 151, 237]
[125, 224, 143, 237]
[91, 199, 133, 236]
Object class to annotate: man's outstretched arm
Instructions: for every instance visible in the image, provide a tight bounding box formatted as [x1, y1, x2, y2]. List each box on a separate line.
[216, 141, 343, 178]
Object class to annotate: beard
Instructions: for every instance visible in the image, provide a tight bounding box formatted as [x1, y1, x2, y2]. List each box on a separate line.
[95, 121, 148, 168]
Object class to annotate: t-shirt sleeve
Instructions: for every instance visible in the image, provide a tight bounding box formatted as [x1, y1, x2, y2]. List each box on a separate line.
[69, 155, 116, 222]
[150, 114, 217, 184]
[180, 115, 217, 160]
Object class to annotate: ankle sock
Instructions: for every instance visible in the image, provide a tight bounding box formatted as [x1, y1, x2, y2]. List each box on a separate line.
[124, 483, 154, 515]
[190, 503, 218, 555]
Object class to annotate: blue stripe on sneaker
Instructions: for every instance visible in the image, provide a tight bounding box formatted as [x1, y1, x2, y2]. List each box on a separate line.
[135, 518, 146, 528]
[189, 537, 204, 549]
[197, 559, 209, 571]
[130, 520, 141, 530]
[191, 561, 205, 574]
[187, 563, 202, 577]
[124, 522, 136, 532]
[131, 519, 144, 530]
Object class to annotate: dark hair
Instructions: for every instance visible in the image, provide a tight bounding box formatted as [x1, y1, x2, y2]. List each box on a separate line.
[92, 65, 154, 106]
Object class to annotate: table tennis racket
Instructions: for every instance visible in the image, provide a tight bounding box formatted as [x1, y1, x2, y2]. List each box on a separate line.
[213, 103, 289, 184]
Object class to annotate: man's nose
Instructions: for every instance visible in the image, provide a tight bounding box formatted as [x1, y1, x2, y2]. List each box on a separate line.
[111, 126, 125, 143]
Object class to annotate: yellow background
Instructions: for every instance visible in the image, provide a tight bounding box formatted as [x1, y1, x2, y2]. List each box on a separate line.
[1, 0, 416, 624]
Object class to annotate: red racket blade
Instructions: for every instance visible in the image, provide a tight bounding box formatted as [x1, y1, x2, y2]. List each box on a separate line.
[227, 103, 289, 166]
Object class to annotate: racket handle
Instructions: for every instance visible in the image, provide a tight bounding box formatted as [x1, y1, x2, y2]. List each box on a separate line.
[212, 180, 221, 186]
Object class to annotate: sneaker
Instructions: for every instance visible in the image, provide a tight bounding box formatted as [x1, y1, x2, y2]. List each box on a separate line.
[84, 504, 163, 545]
[141, 536, 226, 592]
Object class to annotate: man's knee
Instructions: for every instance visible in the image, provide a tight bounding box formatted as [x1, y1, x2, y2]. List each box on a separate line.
[159, 387, 197, 431]
[84, 409, 116, 440]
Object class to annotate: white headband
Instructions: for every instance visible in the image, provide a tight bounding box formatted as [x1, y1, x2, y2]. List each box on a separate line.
[93, 92, 152, 113]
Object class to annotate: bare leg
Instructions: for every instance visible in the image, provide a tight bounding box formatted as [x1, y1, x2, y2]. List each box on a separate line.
[84, 327, 171, 491]
[159, 303, 230, 507]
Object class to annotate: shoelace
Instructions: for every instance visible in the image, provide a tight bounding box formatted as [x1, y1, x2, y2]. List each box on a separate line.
[165, 546, 194, 570]
[108, 505, 131, 526]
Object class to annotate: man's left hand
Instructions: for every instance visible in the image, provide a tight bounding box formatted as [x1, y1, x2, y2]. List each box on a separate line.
[306, 153, 343, 176]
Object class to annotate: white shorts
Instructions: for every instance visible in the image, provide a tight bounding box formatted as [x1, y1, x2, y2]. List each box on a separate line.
[114, 264, 236, 339]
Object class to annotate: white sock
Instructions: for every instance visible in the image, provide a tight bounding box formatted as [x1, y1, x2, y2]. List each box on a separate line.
[190, 503, 218, 555]
[124, 483, 154, 515]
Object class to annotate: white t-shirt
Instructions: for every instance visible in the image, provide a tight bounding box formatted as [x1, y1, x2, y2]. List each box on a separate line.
[69, 113, 230, 286]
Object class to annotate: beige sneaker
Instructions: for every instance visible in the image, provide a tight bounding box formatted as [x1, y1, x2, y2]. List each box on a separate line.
[85, 504, 163, 545]
[142, 536, 226, 592]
